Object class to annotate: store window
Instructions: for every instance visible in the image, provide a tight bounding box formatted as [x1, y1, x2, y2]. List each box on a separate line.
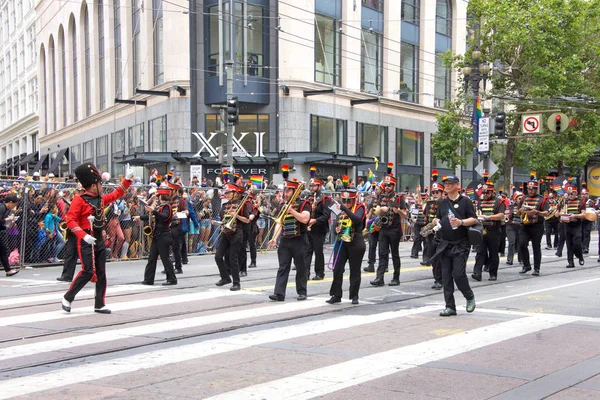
[396, 129, 422, 166]
[149, 115, 167, 152]
[361, 30, 383, 94]
[357, 122, 387, 164]
[315, 14, 341, 86]
[82, 140, 94, 161]
[128, 123, 144, 153]
[311, 115, 346, 154]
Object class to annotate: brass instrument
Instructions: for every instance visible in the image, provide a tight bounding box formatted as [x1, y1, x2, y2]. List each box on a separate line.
[337, 202, 357, 243]
[211, 193, 250, 245]
[59, 221, 69, 241]
[545, 196, 563, 220]
[520, 205, 534, 225]
[259, 183, 304, 253]
[143, 194, 158, 238]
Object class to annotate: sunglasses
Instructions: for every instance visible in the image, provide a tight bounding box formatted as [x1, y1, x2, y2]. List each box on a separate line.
[482, 191, 492, 194]
[431, 190, 441, 194]
[341, 198, 354, 203]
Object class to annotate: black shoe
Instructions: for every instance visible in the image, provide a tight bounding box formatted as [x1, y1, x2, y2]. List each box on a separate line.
[420, 261, 431, 266]
[297, 294, 307, 301]
[483, 266, 489, 272]
[240, 271, 247, 277]
[291, 266, 296, 271]
[56, 276, 69, 282]
[175, 268, 183, 274]
[215, 279, 232, 287]
[532, 270, 540, 276]
[545, 246, 552, 250]
[488, 276, 497, 281]
[312, 275, 324, 281]
[182, 261, 189, 265]
[466, 297, 476, 313]
[249, 262, 257, 268]
[370, 279, 384, 287]
[94, 307, 112, 314]
[506, 261, 513, 265]
[597, 258, 600, 263]
[471, 273, 482, 281]
[363, 265, 375, 272]
[162, 281, 177, 286]
[269, 294, 285, 301]
[230, 284, 241, 291]
[432, 281, 443, 290]
[325, 296, 341, 304]
[519, 266, 532, 274]
[61, 298, 71, 313]
[579, 258, 585, 266]
[410, 255, 418, 259]
[6, 268, 20, 277]
[388, 279, 400, 286]
[141, 281, 154, 285]
[556, 253, 562, 257]
[161, 270, 166, 274]
[439, 308, 457, 317]
[351, 297, 359, 305]
[500, 253, 505, 257]
[583, 250, 589, 254]
[566, 264, 575, 268]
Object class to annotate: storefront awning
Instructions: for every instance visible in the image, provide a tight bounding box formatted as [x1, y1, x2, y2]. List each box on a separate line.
[288, 152, 375, 167]
[115, 152, 175, 166]
[0, 163, 6, 172]
[5, 159, 13, 169]
[20, 151, 38, 166]
[34, 153, 49, 172]
[48, 148, 68, 174]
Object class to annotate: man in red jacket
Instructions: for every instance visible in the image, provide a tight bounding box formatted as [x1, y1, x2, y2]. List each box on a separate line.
[62, 163, 133, 314]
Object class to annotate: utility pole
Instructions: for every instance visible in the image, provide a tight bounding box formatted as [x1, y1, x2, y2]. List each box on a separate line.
[225, 60, 234, 172]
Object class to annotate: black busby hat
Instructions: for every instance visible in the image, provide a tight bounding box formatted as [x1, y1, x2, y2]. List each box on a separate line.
[75, 163, 102, 187]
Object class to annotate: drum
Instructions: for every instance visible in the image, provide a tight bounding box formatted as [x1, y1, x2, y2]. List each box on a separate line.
[584, 208, 598, 222]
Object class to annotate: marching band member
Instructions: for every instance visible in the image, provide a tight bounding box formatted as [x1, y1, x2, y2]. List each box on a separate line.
[423, 181, 444, 289]
[214, 183, 248, 291]
[136, 187, 177, 286]
[268, 176, 311, 301]
[238, 183, 253, 277]
[559, 185, 585, 268]
[411, 189, 428, 260]
[305, 167, 331, 281]
[247, 191, 260, 269]
[472, 181, 505, 281]
[370, 164, 408, 287]
[62, 163, 134, 314]
[167, 177, 186, 275]
[580, 188, 593, 254]
[363, 183, 383, 272]
[326, 188, 366, 305]
[506, 191, 523, 266]
[544, 189, 560, 250]
[518, 175, 549, 276]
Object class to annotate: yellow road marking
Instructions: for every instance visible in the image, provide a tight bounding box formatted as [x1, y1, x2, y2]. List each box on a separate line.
[433, 329, 464, 336]
[526, 295, 553, 301]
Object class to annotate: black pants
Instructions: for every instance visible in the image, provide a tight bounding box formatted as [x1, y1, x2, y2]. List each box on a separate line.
[368, 231, 379, 266]
[582, 221, 592, 252]
[426, 234, 441, 282]
[0, 234, 11, 272]
[60, 233, 78, 280]
[274, 235, 307, 297]
[216, 230, 242, 284]
[440, 241, 474, 311]
[238, 226, 249, 273]
[411, 224, 424, 257]
[473, 228, 501, 277]
[566, 223, 583, 265]
[181, 232, 188, 264]
[330, 237, 365, 300]
[545, 219, 559, 247]
[171, 224, 183, 269]
[64, 232, 107, 309]
[556, 223, 567, 255]
[498, 224, 506, 255]
[506, 224, 521, 264]
[249, 227, 257, 264]
[305, 230, 326, 278]
[377, 228, 401, 281]
[519, 223, 544, 270]
[144, 232, 176, 283]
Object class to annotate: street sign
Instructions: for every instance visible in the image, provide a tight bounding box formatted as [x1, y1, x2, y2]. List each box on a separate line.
[547, 113, 569, 133]
[522, 114, 541, 134]
[475, 159, 498, 178]
[190, 165, 202, 182]
[478, 117, 490, 153]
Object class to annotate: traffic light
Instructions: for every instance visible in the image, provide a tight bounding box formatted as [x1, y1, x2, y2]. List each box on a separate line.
[494, 112, 506, 138]
[227, 96, 239, 125]
[555, 114, 562, 134]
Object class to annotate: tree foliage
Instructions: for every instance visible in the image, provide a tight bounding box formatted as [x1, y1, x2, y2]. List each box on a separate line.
[432, 101, 472, 170]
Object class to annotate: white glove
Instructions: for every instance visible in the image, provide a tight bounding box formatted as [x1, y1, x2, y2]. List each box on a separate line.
[125, 163, 135, 180]
[83, 234, 97, 245]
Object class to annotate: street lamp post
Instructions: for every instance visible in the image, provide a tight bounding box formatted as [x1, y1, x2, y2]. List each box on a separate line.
[462, 48, 491, 184]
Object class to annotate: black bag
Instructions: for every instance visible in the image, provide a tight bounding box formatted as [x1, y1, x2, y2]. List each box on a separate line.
[468, 222, 484, 246]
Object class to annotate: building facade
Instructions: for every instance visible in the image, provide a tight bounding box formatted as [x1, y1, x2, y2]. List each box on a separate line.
[0, 0, 39, 176]
[36, 0, 190, 180]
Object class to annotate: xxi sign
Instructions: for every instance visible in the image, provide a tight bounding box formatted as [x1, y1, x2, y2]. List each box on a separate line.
[192, 131, 266, 158]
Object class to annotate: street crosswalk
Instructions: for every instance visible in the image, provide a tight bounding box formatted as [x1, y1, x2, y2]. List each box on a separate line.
[0, 276, 599, 400]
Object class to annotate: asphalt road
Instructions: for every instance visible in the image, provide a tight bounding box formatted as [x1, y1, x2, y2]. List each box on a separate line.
[0, 234, 599, 399]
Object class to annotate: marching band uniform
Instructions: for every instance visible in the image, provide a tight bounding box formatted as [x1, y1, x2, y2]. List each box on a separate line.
[410, 193, 428, 259]
[371, 174, 407, 287]
[506, 192, 523, 265]
[326, 189, 366, 305]
[62, 163, 133, 313]
[363, 184, 382, 272]
[238, 190, 253, 277]
[215, 183, 248, 291]
[544, 191, 560, 249]
[423, 182, 444, 289]
[168, 184, 186, 274]
[472, 181, 506, 281]
[140, 188, 177, 285]
[248, 192, 260, 269]
[518, 179, 549, 276]
[304, 179, 331, 280]
[560, 186, 585, 268]
[580, 189, 593, 254]
[269, 180, 311, 301]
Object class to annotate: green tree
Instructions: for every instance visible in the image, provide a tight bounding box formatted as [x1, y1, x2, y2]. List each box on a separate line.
[431, 101, 472, 170]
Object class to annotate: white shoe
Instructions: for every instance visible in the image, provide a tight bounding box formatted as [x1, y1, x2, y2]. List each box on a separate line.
[61, 298, 71, 313]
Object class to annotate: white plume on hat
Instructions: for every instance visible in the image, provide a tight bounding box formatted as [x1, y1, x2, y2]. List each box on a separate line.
[101, 172, 111, 181]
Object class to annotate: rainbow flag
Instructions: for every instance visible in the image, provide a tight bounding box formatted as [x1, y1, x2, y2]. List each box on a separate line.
[367, 168, 374, 183]
[475, 96, 483, 120]
[250, 175, 263, 188]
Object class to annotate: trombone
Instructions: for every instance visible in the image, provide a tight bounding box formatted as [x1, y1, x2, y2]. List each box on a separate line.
[259, 183, 304, 253]
[210, 192, 250, 246]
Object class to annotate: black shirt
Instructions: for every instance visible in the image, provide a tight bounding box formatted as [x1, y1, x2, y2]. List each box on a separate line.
[436, 195, 477, 242]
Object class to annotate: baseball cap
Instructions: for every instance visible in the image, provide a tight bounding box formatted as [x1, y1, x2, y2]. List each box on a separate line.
[48, 173, 55, 178]
[442, 175, 460, 183]
[33, 172, 40, 177]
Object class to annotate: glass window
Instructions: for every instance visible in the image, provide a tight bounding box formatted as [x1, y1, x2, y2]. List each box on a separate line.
[71, 17, 78, 122]
[247, 4, 264, 77]
[70, 144, 81, 164]
[153, 0, 163, 85]
[361, 30, 383, 94]
[315, 14, 341, 86]
[237, 114, 269, 155]
[311, 115, 346, 154]
[400, 42, 418, 103]
[434, 54, 451, 104]
[149, 115, 167, 152]
[98, 0, 105, 110]
[362, 0, 383, 12]
[50, 38, 56, 131]
[436, 0, 452, 37]
[128, 123, 144, 152]
[397, 129, 422, 166]
[433, 155, 450, 169]
[84, 4, 90, 117]
[207, 5, 219, 76]
[112, 129, 125, 153]
[357, 123, 387, 164]
[114, 0, 122, 98]
[132, 0, 141, 91]
[83, 140, 94, 160]
[401, 0, 420, 25]
[96, 136, 108, 157]
[399, 174, 422, 193]
[60, 28, 66, 126]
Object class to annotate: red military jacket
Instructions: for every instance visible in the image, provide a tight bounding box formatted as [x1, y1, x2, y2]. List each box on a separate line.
[66, 179, 132, 240]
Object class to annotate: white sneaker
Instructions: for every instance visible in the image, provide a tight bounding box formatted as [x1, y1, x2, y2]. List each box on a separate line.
[61, 298, 72, 313]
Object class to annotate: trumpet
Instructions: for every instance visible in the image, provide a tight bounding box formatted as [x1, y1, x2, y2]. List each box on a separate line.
[259, 183, 304, 253]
